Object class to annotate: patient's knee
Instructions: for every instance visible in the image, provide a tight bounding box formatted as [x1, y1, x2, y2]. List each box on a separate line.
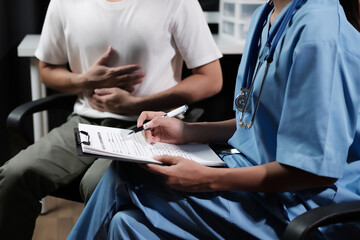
[0, 156, 42, 194]
[79, 158, 111, 203]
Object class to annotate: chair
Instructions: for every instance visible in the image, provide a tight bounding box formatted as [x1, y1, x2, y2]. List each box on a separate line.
[7, 93, 78, 148]
[6, 93, 205, 203]
[283, 201, 360, 239]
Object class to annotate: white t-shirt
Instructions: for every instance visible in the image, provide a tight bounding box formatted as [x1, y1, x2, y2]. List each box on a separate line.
[35, 0, 222, 120]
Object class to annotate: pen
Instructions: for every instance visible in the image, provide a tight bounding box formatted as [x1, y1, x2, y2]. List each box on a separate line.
[127, 105, 188, 136]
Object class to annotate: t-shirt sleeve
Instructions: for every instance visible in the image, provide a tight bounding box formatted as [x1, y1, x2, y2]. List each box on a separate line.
[276, 41, 360, 178]
[171, 0, 222, 69]
[35, 0, 68, 65]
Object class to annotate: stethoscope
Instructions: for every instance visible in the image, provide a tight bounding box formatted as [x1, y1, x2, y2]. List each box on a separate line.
[235, 0, 304, 129]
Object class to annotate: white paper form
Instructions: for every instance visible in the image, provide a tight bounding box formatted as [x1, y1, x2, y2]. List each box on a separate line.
[77, 123, 225, 166]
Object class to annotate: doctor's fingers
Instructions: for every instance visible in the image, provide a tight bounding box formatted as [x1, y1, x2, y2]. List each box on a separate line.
[145, 116, 175, 130]
[144, 156, 180, 174]
[137, 111, 166, 127]
[142, 130, 161, 144]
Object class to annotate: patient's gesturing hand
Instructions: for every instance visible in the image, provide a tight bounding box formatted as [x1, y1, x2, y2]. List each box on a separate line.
[81, 46, 145, 91]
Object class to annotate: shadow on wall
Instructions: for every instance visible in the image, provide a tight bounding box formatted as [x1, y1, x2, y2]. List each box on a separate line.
[199, 0, 219, 11]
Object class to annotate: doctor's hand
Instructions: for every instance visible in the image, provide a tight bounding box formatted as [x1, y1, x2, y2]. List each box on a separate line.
[89, 87, 139, 115]
[137, 111, 188, 145]
[80, 46, 145, 92]
[143, 155, 214, 192]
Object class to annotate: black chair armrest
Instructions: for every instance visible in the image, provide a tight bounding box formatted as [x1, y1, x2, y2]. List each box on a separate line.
[7, 93, 77, 146]
[283, 201, 360, 240]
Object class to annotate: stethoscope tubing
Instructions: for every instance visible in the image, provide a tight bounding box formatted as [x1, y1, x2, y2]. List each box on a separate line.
[237, 0, 305, 129]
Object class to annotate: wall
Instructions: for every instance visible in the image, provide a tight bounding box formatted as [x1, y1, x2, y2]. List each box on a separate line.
[0, 0, 49, 164]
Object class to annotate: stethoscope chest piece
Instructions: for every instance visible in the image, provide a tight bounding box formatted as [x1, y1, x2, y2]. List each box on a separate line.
[235, 88, 252, 113]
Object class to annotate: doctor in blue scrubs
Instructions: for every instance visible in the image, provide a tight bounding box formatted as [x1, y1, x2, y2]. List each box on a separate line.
[68, 0, 360, 239]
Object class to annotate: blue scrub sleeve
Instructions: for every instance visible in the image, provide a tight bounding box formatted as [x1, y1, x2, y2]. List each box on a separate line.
[276, 41, 359, 178]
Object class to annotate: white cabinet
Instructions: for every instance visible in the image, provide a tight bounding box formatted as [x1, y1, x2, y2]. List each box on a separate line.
[219, 0, 266, 42]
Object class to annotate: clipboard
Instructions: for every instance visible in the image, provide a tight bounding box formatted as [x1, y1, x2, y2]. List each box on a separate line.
[74, 124, 226, 167]
[75, 127, 164, 164]
[74, 128, 92, 157]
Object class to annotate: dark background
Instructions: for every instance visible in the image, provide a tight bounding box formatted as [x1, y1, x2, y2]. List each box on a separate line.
[0, 0, 241, 165]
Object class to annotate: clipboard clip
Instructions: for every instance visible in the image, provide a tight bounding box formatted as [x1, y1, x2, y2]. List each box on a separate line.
[74, 128, 91, 145]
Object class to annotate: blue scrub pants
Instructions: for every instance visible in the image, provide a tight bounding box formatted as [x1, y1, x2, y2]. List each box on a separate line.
[67, 160, 291, 240]
[67, 156, 360, 240]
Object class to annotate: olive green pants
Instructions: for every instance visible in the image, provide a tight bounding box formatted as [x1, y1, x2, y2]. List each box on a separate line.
[0, 114, 135, 240]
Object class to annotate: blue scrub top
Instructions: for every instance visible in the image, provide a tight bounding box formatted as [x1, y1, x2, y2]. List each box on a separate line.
[227, 0, 360, 211]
